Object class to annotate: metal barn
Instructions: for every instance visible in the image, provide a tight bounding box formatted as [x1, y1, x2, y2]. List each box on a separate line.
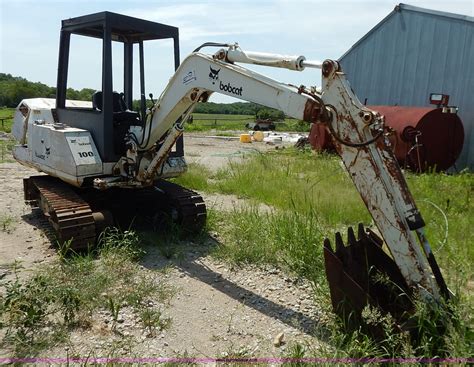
[339, 3, 474, 171]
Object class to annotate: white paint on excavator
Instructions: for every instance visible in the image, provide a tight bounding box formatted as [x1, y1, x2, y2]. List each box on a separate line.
[14, 123, 102, 185]
[12, 98, 92, 144]
[12, 98, 101, 185]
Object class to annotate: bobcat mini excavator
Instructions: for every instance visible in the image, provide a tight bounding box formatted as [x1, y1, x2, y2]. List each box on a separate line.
[12, 12, 451, 324]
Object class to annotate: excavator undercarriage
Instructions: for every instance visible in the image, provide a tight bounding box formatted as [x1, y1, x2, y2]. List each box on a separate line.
[24, 176, 206, 250]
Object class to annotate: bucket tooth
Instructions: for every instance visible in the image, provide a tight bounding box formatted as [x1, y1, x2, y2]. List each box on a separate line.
[323, 237, 333, 252]
[335, 232, 345, 254]
[357, 222, 365, 240]
[324, 243, 372, 321]
[323, 224, 414, 332]
[347, 226, 356, 245]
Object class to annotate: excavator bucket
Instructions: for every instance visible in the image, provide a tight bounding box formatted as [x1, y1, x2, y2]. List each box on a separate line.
[324, 224, 414, 330]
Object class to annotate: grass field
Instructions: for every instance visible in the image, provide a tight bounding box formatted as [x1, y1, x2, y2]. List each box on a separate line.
[0, 139, 15, 163]
[0, 108, 15, 163]
[186, 113, 309, 132]
[175, 149, 473, 282]
[0, 108, 14, 133]
[173, 148, 474, 359]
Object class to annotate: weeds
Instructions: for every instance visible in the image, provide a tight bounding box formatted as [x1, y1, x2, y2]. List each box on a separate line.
[283, 342, 308, 366]
[107, 297, 121, 330]
[0, 228, 173, 358]
[312, 294, 474, 361]
[212, 206, 325, 285]
[0, 271, 69, 356]
[139, 307, 171, 335]
[171, 163, 212, 192]
[0, 214, 15, 233]
[0, 138, 15, 163]
[98, 227, 144, 260]
[218, 344, 255, 366]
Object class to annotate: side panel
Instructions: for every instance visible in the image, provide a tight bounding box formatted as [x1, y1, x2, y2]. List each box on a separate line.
[27, 124, 102, 179]
[56, 108, 107, 160]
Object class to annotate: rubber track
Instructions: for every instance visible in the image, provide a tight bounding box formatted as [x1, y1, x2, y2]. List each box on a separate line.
[30, 176, 96, 250]
[155, 180, 207, 232]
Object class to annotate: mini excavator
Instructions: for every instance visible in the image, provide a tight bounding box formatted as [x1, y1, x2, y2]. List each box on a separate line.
[12, 12, 451, 325]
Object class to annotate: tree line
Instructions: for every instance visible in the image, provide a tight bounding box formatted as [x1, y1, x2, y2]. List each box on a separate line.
[0, 73, 285, 120]
[191, 101, 285, 120]
[0, 73, 95, 108]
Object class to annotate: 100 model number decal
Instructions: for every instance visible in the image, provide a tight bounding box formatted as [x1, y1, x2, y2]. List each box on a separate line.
[78, 151, 94, 158]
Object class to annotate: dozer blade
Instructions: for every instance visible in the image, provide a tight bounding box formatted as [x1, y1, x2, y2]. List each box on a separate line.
[324, 224, 414, 329]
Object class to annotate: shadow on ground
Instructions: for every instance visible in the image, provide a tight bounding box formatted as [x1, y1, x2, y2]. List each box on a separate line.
[22, 207, 331, 342]
[139, 231, 330, 340]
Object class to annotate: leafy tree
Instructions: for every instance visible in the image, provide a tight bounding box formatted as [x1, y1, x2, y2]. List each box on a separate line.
[0, 73, 95, 107]
[256, 108, 285, 121]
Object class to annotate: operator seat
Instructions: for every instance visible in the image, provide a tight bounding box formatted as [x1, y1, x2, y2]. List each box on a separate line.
[92, 91, 103, 111]
[92, 91, 142, 154]
[92, 91, 141, 126]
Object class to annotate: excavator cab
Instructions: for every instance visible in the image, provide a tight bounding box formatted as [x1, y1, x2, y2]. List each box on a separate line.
[54, 11, 184, 162]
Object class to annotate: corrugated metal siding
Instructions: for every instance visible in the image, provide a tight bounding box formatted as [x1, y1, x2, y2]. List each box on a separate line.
[340, 7, 474, 170]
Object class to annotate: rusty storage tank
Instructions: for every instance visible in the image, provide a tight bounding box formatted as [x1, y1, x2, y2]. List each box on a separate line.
[309, 106, 464, 172]
[371, 106, 464, 172]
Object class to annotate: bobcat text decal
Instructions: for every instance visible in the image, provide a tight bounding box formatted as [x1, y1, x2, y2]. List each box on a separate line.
[219, 81, 243, 96]
[209, 65, 243, 96]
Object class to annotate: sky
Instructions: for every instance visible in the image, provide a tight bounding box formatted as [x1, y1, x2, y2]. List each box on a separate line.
[1, 0, 473, 103]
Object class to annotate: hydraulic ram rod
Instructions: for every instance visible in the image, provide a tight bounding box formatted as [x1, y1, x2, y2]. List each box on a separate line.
[225, 47, 322, 71]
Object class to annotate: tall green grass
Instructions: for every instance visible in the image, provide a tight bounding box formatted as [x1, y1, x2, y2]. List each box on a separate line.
[405, 170, 473, 281]
[213, 150, 370, 229]
[214, 206, 326, 285]
[0, 108, 16, 162]
[176, 148, 473, 359]
[177, 149, 473, 271]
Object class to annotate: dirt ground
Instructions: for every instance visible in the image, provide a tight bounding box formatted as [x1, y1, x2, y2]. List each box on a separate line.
[183, 133, 288, 172]
[0, 133, 324, 359]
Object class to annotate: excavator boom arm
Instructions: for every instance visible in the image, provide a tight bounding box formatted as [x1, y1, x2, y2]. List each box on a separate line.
[123, 46, 446, 304]
[130, 51, 321, 152]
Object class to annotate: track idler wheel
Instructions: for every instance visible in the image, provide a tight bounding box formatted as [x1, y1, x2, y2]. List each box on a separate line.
[92, 210, 114, 234]
[324, 224, 414, 332]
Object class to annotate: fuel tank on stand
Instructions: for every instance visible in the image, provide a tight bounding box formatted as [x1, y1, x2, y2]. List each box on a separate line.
[309, 106, 464, 172]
